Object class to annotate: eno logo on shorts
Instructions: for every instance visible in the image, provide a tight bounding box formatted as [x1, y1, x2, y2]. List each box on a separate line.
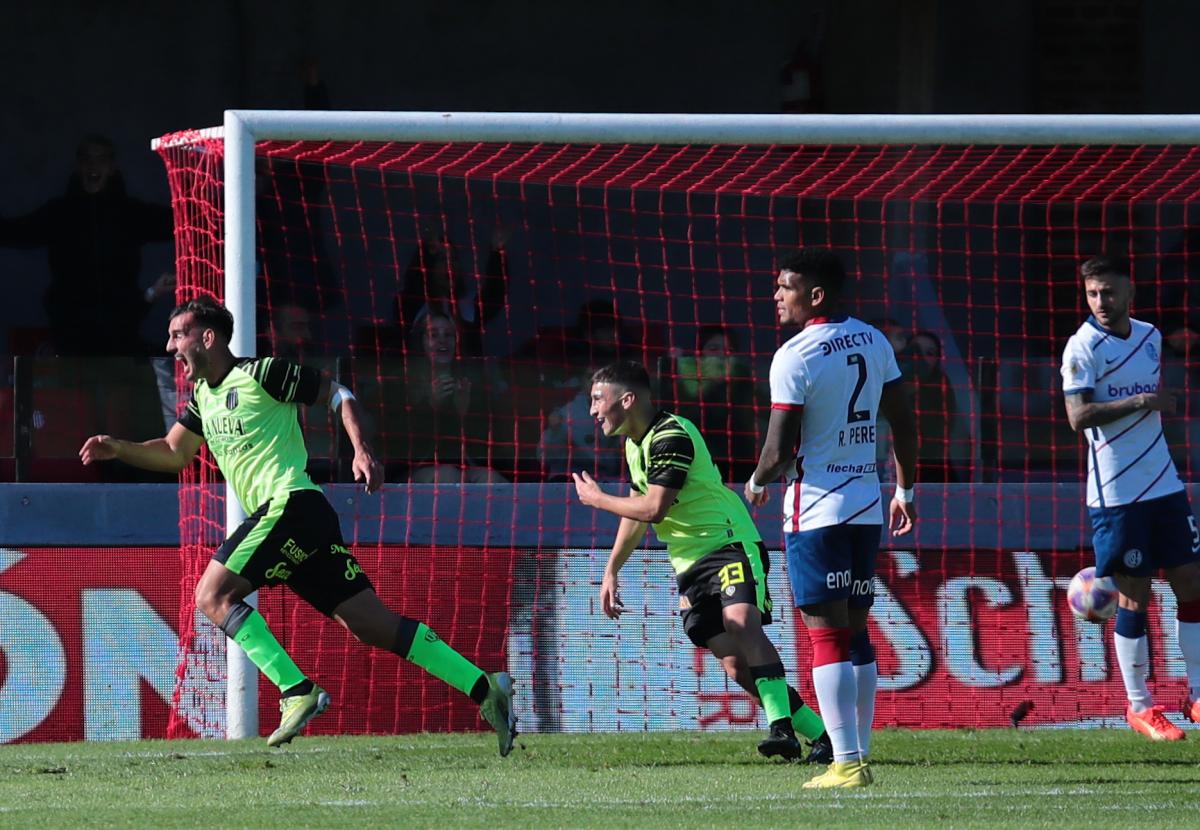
[826, 569, 852, 589]
[1123, 548, 1144, 568]
[826, 569, 874, 596]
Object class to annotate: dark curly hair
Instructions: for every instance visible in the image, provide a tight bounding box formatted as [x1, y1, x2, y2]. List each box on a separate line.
[169, 297, 235, 342]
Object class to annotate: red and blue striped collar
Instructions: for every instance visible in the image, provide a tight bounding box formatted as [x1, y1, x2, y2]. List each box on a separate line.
[803, 314, 849, 329]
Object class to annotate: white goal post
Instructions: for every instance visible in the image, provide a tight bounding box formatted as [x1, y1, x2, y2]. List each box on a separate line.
[155, 110, 1200, 739]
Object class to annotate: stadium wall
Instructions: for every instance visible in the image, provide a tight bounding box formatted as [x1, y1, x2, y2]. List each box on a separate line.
[1, 483, 1197, 742]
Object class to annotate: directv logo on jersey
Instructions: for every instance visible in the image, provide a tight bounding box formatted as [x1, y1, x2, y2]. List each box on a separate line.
[1107, 380, 1158, 398]
[818, 330, 874, 356]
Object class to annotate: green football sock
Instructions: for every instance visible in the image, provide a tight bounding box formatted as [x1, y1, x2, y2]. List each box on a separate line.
[788, 685, 826, 740]
[751, 665, 792, 725]
[230, 609, 306, 692]
[404, 622, 487, 697]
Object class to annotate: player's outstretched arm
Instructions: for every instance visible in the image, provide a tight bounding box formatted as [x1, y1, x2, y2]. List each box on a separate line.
[317, 375, 383, 493]
[79, 422, 203, 474]
[880, 381, 917, 536]
[1064, 389, 1176, 432]
[600, 515, 648, 619]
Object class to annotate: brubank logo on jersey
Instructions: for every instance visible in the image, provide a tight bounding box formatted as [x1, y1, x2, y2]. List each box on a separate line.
[1107, 380, 1158, 398]
[818, 330, 875, 356]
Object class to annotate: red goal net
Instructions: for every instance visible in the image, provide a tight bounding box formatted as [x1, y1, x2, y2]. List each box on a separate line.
[155, 134, 1200, 737]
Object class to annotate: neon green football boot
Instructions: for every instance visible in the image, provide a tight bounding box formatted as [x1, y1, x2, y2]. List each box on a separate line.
[479, 672, 517, 757]
[267, 685, 330, 747]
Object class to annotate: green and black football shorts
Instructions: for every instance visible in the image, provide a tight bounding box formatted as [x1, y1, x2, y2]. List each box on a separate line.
[676, 540, 773, 648]
[214, 489, 373, 617]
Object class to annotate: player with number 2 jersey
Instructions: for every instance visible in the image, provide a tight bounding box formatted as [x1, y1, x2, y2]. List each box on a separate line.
[746, 248, 918, 789]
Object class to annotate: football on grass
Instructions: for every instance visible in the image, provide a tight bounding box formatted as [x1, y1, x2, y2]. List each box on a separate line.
[1066, 566, 1118, 622]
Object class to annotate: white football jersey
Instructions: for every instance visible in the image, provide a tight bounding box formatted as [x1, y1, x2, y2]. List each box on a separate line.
[1061, 316, 1183, 508]
[769, 316, 902, 532]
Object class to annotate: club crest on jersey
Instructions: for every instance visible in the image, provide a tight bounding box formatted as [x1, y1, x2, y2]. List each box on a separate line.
[1145, 342, 1158, 361]
[225, 389, 238, 410]
[1123, 548, 1143, 568]
[1069, 359, 1083, 379]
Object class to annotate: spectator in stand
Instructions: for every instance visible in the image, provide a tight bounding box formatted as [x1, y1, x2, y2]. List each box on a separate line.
[396, 224, 509, 357]
[869, 317, 910, 357]
[905, 330, 959, 482]
[565, 298, 633, 373]
[259, 300, 314, 363]
[517, 298, 632, 379]
[0, 134, 175, 355]
[673, 325, 758, 482]
[400, 311, 508, 483]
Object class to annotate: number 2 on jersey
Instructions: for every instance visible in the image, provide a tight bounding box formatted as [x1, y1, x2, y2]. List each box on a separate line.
[846, 353, 869, 423]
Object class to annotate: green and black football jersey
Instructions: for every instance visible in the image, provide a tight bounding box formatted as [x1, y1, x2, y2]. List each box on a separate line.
[178, 357, 322, 513]
[624, 411, 762, 575]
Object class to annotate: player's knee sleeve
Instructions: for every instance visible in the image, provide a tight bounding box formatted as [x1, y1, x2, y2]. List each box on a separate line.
[1115, 607, 1147, 638]
[390, 615, 421, 658]
[849, 628, 876, 665]
[218, 601, 254, 639]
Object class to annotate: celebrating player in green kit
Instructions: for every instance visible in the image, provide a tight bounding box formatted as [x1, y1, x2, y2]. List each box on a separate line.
[572, 360, 831, 762]
[80, 297, 517, 754]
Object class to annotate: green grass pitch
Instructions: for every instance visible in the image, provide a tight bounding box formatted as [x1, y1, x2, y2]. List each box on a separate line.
[1, 729, 1197, 829]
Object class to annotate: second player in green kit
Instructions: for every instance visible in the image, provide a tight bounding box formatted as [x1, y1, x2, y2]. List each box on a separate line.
[573, 360, 831, 762]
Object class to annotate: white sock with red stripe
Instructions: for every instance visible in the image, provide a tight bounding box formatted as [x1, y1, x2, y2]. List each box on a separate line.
[809, 627, 859, 763]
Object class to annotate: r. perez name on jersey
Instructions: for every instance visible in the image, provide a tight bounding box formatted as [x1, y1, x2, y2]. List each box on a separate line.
[769, 316, 902, 533]
[1061, 316, 1183, 508]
